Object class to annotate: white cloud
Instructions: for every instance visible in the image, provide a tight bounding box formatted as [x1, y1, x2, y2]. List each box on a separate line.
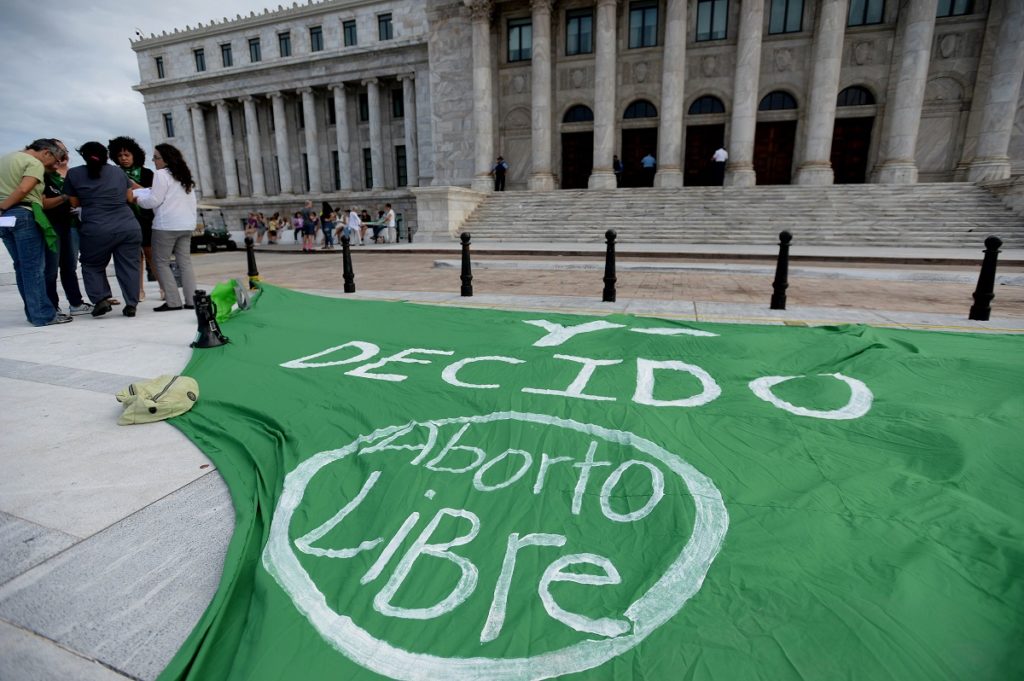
[0, 0, 262, 163]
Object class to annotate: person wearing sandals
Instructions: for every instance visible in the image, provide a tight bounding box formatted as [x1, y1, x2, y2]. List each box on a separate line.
[64, 142, 142, 318]
[108, 136, 158, 302]
[135, 144, 197, 312]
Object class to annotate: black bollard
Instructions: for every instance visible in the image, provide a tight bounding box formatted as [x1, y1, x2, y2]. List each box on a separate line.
[341, 236, 356, 293]
[190, 289, 229, 348]
[244, 236, 260, 290]
[770, 230, 793, 310]
[969, 235, 1002, 321]
[460, 232, 473, 297]
[602, 229, 617, 302]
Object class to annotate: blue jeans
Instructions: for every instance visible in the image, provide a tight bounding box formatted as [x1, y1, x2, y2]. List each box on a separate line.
[0, 207, 57, 326]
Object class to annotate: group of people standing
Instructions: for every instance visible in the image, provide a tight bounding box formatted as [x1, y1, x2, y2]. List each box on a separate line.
[0, 135, 200, 326]
[280, 200, 396, 251]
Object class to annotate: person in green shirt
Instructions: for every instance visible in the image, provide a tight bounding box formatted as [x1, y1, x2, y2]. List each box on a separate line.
[0, 139, 71, 326]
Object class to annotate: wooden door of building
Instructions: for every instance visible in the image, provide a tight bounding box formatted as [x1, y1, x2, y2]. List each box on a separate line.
[830, 117, 874, 184]
[621, 128, 658, 187]
[684, 124, 725, 186]
[560, 131, 594, 189]
[754, 121, 797, 185]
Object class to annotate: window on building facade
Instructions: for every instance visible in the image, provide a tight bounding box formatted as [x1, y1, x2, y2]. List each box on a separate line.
[194, 48, 206, 72]
[563, 104, 595, 122]
[696, 0, 728, 41]
[392, 89, 404, 118]
[848, 0, 884, 25]
[396, 145, 408, 187]
[624, 99, 658, 118]
[768, 0, 803, 34]
[759, 91, 798, 110]
[628, 1, 659, 48]
[155, 56, 165, 79]
[936, 0, 972, 16]
[220, 44, 233, 67]
[363, 148, 373, 189]
[343, 20, 358, 46]
[163, 113, 174, 138]
[302, 153, 310, 192]
[279, 32, 291, 57]
[508, 18, 532, 62]
[297, 103, 304, 129]
[378, 13, 393, 40]
[688, 95, 726, 114]
[249, 38, 261, 62]
[332, 150, 340, 190]
[310, 26, 324, 52]
[837, 86, 875, 106]
[566, 9, 593, 55]
[358, 93, 369, 122]
[328, 99, 336, 126]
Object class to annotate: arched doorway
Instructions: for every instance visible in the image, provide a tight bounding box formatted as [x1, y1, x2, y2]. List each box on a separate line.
[684, 95, 727, 186]
[621, 99, 658, 187]
[754, 91, 798, 185]
[831, 86, 876, 183]
[560, 104, 594, 189]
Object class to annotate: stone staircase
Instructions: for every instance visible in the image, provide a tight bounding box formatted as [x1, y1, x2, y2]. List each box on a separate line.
[460, 183, 1024, 248]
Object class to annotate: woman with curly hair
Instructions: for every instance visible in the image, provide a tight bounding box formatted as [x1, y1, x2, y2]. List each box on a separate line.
[108, 136, 158, 302]
[135, 143, 197, 311]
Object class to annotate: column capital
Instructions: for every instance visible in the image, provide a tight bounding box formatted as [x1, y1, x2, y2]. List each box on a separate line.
[211, 99, 229, 108]
[361, 77, 379, 87]
[531, 0, 554, 12]
[596, 0, 616, 7]
[297, 86, 314, 95]
[240, 95, 256, 103]
[465, 0, 493, 22]
[268, 91, 285, 100]
[396, 73, 416, 83]
[331, 83, 348, 93]
[187, 102, 206, 112]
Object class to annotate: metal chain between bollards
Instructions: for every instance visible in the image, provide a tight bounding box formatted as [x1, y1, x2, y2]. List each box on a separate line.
[341, 236, 356, 293]
[602, 229, 617, 302]
[460, 232, 473, 297]
[244, 237, 260, 290]
[770, 230, 792, 310]
[969, 235, 1002, 321]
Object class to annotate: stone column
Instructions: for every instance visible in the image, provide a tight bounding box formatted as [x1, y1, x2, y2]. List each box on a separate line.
[794, 0, 849, 185]
[189, 105, 215, 198]
[299, 87, 322, 193]
[398, 74, 420, 187]
[213, 99, 240, 198]
[874, 0, 938, 184]
[967, 0, 1024, 182]
[269, 92, 293, 194]
[725, 0, 765, 187]
[528, 0, 556, 190]
[466, 0, 495, 191]
[332, 85, 353, 191]
[241, 96, 266, 197]
[363, 78, 385, 189]
[654, 0, 686, 188]
[589, 0, 618, 190]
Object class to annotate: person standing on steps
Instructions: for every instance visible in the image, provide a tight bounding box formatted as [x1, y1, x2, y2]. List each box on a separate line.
[613, 155, 623, 187]
[712, 145, 729, 186]
[640, 152, 657, 187]
[490, 155, 508, 191]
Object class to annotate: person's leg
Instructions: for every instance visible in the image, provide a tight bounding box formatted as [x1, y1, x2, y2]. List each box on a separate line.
[1, 208, 58, 325]
[56, 224, 85, 307]
[171, 231, 197, 308]
[44, 245, 59, 311]
[151, 230, 182, 307]
[110, 232, 141, 308]
[78, 231, 113, 306]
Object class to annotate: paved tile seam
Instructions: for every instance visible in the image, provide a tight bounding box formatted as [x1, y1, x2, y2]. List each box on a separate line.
[0, 358, 148, 396]
[0, 618, 138, 681]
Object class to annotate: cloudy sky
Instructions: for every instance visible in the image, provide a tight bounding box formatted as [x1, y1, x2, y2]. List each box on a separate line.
[0, 0, 265, 162]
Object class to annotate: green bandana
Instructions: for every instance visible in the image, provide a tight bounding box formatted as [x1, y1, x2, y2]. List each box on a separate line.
[31, 203, 57, 252]
[159, 285, 1024, 681]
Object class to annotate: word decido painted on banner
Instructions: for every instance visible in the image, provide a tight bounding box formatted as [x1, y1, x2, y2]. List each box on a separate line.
[280, 319, 874, 421]
[263, 412, 729, 680]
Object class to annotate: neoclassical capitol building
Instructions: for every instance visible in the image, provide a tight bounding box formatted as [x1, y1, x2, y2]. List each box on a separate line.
[131, 0, 1024, 231]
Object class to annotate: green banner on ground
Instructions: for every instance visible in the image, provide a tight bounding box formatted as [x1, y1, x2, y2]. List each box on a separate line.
[162, 284, 1023, 681]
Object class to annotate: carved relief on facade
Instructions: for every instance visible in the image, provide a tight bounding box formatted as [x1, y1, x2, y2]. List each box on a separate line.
[701, 55, 718, 78]
[502, 106, 531, 130]
[934, 30, 982, 60]
[633, 61, 650, 84]
[925, 76, 965, 102]
[465, 0, 494, 22]
[773, 48, 793, 72]
[851, 40, 874, 66]
[501, 71, 531, 96]
[937, 33, 961, 60]
[559, 65, 594, 90]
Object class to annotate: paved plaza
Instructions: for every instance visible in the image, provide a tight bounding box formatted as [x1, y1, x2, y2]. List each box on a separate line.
[1, 243, 1022, 680]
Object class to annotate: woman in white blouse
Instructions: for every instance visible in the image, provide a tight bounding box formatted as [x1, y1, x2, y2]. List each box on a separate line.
[135, 144, 198, 311]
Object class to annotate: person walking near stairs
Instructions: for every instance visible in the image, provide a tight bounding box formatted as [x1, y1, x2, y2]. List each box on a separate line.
[490, 156, 508, 191]
[713, 146, 728, 186]
[641, 152, 656, 186]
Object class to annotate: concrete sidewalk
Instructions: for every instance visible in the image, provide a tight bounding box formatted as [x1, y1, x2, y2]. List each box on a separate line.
[1, 258, 1022, 681]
